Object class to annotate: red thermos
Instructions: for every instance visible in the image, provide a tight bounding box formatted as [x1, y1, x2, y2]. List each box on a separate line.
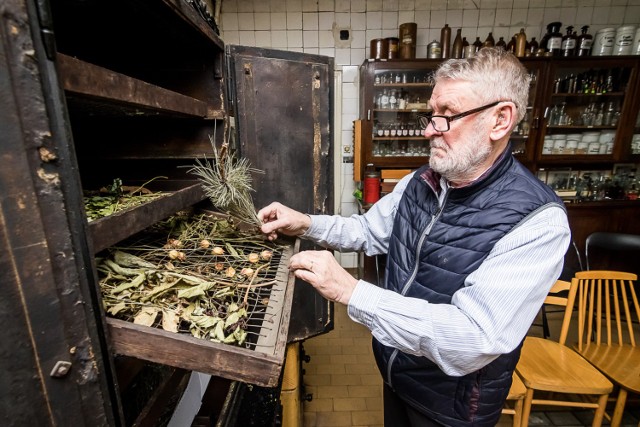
[364, 164, 381, 204]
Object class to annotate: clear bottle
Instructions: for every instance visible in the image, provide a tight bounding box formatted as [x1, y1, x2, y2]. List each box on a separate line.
[561, 26, 577, 56]
[576, 25, 593, 56]
[380, 89, 389, 109]
[389, 90, 397, 110]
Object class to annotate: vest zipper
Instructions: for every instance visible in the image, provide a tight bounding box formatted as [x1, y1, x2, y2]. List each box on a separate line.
[386, 189, 449, 388]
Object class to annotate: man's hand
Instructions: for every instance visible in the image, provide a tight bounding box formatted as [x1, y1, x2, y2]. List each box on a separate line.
[289, 250, 358, 305]
[257, 202, 311, 241]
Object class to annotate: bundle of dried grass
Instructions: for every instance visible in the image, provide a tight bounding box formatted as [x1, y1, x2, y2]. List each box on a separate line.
[188, 133, 263, 227]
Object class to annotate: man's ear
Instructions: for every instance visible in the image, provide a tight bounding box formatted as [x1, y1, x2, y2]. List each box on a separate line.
[490, 103, 516, 141]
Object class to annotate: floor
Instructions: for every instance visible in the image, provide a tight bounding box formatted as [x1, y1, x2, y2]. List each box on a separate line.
[300, 286, 640, 427]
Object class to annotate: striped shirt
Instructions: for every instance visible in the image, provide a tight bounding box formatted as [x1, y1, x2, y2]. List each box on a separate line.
[304, 171, 571, 376]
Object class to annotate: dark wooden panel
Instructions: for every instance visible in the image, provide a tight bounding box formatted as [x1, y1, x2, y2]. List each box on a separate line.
[58, 54, 209, 118]
[227, 46, 335, 341]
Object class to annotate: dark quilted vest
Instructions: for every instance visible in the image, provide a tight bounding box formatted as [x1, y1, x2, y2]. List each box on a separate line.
[373, 149, 564, 426]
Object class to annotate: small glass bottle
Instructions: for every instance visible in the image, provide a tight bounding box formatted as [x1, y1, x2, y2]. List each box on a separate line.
[473, 36, 483, 54]
[561, 26, 577, 56]
[528, 37, 539, 55]
[496, 36, 507, 50]
[483, 32, 495, 48]
[461, 37, 469, 58]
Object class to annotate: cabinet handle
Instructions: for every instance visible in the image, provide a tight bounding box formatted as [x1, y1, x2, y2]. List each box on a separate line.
[367, 110, 371, 121]
[532, 116, 540, 129]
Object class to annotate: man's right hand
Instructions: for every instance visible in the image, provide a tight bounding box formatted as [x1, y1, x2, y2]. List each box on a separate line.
[257, 202, 311, 241]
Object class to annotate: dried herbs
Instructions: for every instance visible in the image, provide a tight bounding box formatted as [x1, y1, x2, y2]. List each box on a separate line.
[97, 213, 284, 347]
[84, 177, 167, 222]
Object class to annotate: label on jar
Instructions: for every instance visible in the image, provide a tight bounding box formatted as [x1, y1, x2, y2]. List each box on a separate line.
[561, 39, 576, 50]
[579, 39, 593, 50]
[548, 37, 562, 49]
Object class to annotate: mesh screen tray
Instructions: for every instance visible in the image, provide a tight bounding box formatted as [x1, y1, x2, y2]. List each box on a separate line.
[101, 214, 298, 387]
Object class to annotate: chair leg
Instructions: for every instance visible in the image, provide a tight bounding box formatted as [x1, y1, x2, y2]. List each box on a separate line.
[541, 304, 550, 338]
[512, 398, 523, 427]
[611, 388, 628, 427]
[521, 388, 533, 427]
[592, 393, 609, 427]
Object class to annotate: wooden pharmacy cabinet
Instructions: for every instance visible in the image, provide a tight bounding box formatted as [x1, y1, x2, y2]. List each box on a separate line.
[1, 0, 334, 425]
[356, 56, 640, 275]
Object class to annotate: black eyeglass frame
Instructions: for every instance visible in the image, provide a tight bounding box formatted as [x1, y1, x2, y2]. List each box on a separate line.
[417, 100, 504, 132]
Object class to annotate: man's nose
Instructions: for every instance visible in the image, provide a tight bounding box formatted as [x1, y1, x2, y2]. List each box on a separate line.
[422, 122, 439, 138]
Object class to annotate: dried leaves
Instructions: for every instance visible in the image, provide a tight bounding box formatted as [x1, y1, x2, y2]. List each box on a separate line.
[97, 213, 283, 347]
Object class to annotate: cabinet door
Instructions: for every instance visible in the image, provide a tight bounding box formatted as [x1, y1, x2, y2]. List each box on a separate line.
[226, 45, 334, 341]
[537, 58, 637, 163]
[515, 59, 548, 165]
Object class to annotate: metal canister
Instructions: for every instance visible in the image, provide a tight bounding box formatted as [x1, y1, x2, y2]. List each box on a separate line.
[427, 40, 442, 59]
[370, 38, 389, 59]
[399, 22, 417, 45]
[386, 37, 399, 59]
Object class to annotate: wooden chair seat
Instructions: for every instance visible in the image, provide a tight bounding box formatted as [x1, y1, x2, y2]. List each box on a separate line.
[517, 337, 613, 395]
[579, 344, 640, 392]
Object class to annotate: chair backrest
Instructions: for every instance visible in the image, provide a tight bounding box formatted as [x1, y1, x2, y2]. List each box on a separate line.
[544, 279, 579, 345]
[574, 270, 640, 352]
[585, 232, 640, 271]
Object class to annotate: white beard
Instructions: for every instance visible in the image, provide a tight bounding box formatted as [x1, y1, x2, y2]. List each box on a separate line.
[429, 121, 493, 183]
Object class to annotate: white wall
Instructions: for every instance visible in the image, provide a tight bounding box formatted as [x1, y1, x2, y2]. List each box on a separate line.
[219, 0, 640, 268]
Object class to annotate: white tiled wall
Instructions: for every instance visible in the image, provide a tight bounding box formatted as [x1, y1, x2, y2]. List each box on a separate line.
[220, 0, 640, 268]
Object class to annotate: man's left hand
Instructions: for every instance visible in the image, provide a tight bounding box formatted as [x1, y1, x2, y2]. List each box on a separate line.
[289, 250, 358, 305]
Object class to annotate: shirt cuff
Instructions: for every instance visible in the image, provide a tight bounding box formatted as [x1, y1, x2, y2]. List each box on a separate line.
[347, 280, 385, 328]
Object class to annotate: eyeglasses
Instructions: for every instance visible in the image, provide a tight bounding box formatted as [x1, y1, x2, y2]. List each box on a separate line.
[417, 101, 503, 133]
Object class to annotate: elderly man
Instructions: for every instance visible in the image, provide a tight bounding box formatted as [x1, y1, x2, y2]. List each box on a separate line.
[258, 48, 570, 426]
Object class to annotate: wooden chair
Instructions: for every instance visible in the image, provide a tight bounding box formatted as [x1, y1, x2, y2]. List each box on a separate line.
[574, 270, 640, 427]
[515, 279, 613, 426]
[502, 373, 526, 427]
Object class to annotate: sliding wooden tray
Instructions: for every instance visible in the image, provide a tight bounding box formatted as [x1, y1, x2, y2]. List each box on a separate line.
[105, 238, 298, 388]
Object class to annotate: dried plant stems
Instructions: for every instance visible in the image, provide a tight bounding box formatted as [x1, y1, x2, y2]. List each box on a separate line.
[188, 132, 263, 227]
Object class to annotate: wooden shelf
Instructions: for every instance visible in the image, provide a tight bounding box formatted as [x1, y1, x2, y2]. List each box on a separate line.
[373, 136, 426, 140]
[551, 92, 624, 97]
[58, 54, 215, 118]
[374, 83, 433, 88]
[89, 182, 206, 253]
[546, 125, 617, 130]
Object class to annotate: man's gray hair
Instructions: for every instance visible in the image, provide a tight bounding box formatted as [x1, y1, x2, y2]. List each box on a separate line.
[432, 48, 530, 123]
